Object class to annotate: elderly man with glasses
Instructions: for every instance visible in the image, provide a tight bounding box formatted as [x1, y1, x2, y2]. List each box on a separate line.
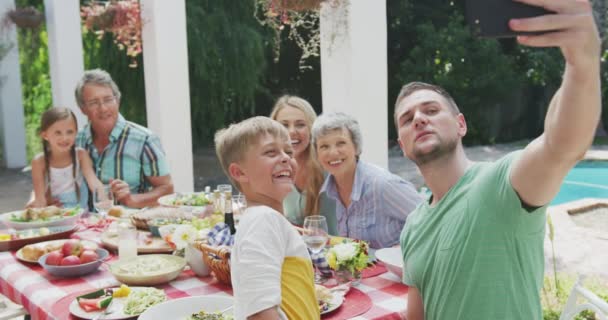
[74, 68, 174, 209]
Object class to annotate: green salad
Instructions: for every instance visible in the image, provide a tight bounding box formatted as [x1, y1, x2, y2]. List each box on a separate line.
[169, 193, 210, 206]
[186, 311, 233, 320]
[123, 287, 166, 315]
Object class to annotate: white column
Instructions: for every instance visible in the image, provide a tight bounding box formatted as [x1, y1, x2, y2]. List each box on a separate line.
[0, 0, 27, 168]
[140, 0, 194, 192]
[44, 0, 86, 128]
[320, 0, 388, 169]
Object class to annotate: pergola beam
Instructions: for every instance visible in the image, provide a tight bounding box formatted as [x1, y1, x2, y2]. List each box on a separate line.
[0, 0, 27, 168]
[320, 0, 389, 169]
[140, 0, 194, 192]
[44, 0, 86, 128]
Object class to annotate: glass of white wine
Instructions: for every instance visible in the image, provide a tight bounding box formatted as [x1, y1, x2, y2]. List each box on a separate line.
[303, 215, 329, 283]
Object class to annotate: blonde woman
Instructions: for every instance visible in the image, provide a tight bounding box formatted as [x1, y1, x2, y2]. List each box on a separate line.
[271, 95, 337, 235]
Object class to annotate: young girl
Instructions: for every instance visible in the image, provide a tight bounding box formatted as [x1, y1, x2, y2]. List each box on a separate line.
[28, 107, 103, 209]
[270, 95, 337, 235]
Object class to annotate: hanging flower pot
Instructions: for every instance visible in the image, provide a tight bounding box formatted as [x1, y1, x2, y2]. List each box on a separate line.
[81, 0, 143, 68]
[271, 0, 325, 12]
[85, 4, 117, 30]
[8, 7, 44, 29]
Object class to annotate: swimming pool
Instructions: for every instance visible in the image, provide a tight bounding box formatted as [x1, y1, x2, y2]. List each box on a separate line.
[551, 160, 608, 205]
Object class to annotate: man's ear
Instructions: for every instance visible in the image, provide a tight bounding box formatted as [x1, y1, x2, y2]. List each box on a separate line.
[456, 113, 467, 137]
[228, 163, 248, 183]
[398, 138, 407, 158]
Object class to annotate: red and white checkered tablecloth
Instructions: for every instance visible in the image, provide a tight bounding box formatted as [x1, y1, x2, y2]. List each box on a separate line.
[0, 228, 408, 320]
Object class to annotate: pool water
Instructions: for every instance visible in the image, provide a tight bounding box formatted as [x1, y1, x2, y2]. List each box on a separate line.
[551, 161, 608, 205]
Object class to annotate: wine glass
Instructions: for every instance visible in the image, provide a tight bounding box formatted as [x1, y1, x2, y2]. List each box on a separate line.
[93, 185, 114, 217]
[303, 215, 329, 283]
[233, 193, 247, 226]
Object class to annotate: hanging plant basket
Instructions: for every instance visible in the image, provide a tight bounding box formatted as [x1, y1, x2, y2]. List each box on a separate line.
[81, 0, 143, 68]
[85, 5, 117, 30]
[272, 0, 326, 12]
[8, 7, 44, 29]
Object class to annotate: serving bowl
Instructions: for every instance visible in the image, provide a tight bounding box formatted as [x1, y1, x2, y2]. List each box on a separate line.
[109, 254, 186, 286]
[375, 247, 403, 279]
[38, 247, 109, 277]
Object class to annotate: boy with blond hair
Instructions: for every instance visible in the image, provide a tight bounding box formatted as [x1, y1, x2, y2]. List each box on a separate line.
[215, 116, 320, 320]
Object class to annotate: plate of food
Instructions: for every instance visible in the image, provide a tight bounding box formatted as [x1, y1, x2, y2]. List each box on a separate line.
[316, 284, 345, 315]
[158, 192, 211, 207]
[1, 206, 83, 230]
[15, 238, 98, 263]
[0, 225, 78, 252]
[130, 207, 192, 230]
[138, 295, 233, 320]
[69, 286, 166, 320]
[157, 193, 214, 214]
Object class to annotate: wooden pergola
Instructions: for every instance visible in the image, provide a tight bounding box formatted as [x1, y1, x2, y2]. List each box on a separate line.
[0, 0, 388, 192]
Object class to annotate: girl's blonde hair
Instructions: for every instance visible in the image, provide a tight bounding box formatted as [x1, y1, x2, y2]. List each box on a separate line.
[270, 95, 324, 215]
[39, 107, 80, 202]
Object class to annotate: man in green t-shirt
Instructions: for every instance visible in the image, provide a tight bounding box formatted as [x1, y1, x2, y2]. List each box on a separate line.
[393, 1, 601, 319]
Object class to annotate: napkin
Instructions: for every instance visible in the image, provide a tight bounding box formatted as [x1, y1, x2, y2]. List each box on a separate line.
[207, 222, 235, 247]
[310, 249, 333, 276]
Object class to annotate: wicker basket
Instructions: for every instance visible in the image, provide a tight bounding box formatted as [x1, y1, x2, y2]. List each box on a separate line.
[193, 241, 232, 285]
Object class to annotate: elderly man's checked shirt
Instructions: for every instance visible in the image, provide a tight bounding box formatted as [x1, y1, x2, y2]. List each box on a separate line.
[76, 114, 169, 194]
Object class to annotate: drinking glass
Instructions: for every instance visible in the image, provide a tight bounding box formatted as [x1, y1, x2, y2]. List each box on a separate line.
[118, 221, 137, 262]
[303, 215, 329, 283]
[93, 185, 114, 217]
[216, 184, 232, 212]
[233, 193, 247, 226]
[217, 184, 232, 194]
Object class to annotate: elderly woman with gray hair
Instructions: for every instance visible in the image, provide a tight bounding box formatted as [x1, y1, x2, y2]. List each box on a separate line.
[311, 112, 422, 249]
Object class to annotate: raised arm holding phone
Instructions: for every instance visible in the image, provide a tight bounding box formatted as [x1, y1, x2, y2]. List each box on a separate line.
[395, 0, 600, 319]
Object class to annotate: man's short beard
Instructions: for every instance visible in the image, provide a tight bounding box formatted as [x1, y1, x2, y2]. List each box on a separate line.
[411, 136, 458, 166]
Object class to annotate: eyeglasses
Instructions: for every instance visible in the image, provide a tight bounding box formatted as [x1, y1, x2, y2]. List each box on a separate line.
[84, 96, 117, 109]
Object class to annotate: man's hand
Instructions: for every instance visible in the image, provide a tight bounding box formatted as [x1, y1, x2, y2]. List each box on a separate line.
[110, 179, 133, 207]
[509, 0, 600, 68]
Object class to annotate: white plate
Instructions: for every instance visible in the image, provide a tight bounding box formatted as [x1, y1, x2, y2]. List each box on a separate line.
[375, 247, 403, 278]
[138, 295, 233, 320]
[69, 287, 163, 320]
[157, 193, 212, 214]
[321, 291, 345, 315]
[1, 208, 83, 230]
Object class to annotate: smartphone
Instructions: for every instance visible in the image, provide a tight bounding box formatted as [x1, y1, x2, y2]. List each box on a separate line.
[465, 0, 553, 38]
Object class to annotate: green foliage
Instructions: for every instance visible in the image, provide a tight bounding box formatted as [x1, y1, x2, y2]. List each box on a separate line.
[186, 0, 268, 146]
[82, 27, 146, 126]
[395, 12, 526, 144]
[542, 273, 608, 320]
[17, 28, 51, 161]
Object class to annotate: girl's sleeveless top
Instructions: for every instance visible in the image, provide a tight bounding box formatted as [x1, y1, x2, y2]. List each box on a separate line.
[46, 148, 89, 208]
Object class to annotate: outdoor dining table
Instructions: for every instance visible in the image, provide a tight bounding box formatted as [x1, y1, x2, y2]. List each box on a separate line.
[0, 223, 408, 320]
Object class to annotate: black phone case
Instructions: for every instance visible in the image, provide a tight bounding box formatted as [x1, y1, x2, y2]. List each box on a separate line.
[465, 0, 552, 38]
